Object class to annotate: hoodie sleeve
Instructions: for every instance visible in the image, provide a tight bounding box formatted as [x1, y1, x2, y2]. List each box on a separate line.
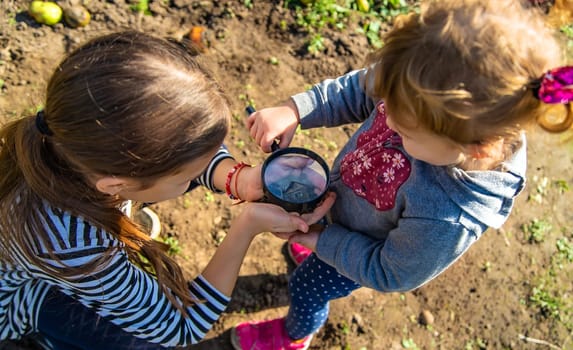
[315, 218, 483, 292]
[291, 68, 378, 129]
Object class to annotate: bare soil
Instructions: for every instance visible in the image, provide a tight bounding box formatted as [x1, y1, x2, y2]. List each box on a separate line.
[1, 1, 572, 349]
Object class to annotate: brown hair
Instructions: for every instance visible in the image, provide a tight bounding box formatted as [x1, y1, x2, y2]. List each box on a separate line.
[0, 31, 230, 315]
[366, 0, 567, 143]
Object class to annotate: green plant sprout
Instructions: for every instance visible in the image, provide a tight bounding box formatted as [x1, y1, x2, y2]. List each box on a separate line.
[239, 93, 256, 110]
[363, 20, 383, 48]
[464, 337, 487, 350]
[161, 236, 181, 256]
[339, 320, 350, 334]
[307, 33, 325, 54]
[401, 337, 419, 350]
[530, 284, 565, 319]
[556, 237, 573, 263]
[560, 24, 573, 59]
[554, 179, 570, 194]
[528, 175, 549, 204]
[283, 0, 416, 54]
[522, 218, 552, 243]
[525, 224, 573, 334]
[204, 191, 214, 203]
[287, 0, 351, 31]
[234, 139, 245, 149]
[181, 193, 192, 209]
[373, 0, 411, 22]
[130, 0, 151, 15]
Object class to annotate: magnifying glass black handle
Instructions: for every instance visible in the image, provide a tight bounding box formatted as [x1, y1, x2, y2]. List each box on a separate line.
[245, 105, 280, 152]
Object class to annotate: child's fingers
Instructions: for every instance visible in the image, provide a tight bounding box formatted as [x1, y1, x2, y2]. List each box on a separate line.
[287, 212, 309, 233]
[241, 203, 305, 234]
[278, 136, 291, 150]
[288, 231, 319, 252]
[301, 192, 336, 224]
[249, 120, 259, 141]
[252, 125, 275, 152]
[261, 134, 277, 153]
[254, 125, 265, 146]
[270, 214, 308, 233]
[245, 114, 255, 130]
[272, 231, 297, 240]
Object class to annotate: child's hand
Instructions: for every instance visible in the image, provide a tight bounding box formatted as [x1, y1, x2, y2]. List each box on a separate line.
[246, 100, 300, 153]
[235, 202, 309, 239]
[235, 192, 336, 240]
[269, 192, 336, 242]
[287, 226, 321, 252]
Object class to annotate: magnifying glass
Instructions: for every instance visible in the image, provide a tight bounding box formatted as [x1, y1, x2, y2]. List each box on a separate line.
[246, 106, 330, 214]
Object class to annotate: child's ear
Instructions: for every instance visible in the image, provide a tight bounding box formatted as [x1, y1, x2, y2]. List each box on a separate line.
[95, 176, 128, 195]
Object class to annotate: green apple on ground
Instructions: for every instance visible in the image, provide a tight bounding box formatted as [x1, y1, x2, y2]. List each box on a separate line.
[28, 1, 63, 25]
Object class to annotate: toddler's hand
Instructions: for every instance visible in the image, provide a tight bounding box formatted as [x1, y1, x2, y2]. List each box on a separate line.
[236, 192, 335, 240]
[287, 227, 321, 252]
[269, 192, 336, 242]
[246, 100, 299, 153]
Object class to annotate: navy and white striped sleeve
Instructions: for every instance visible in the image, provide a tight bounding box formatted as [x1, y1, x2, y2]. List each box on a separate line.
[32, 206, 231, 347]
[193, 145, 233, 193]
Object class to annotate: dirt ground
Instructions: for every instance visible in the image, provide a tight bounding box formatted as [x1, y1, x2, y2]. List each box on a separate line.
[1, 1, 573, 349]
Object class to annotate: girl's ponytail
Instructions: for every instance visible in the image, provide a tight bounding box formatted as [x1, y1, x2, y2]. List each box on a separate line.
[0, 114, 51, 260]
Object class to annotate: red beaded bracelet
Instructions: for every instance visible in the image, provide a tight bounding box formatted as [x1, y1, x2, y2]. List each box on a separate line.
[233, 162, 251, 201]
[225, 162, 250, 200]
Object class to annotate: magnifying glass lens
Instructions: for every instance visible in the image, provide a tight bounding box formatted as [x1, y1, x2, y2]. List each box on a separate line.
[264, 153, 328, 204]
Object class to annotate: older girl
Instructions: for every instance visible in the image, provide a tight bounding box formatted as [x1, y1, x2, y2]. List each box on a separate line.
[0, 31, 333, 349]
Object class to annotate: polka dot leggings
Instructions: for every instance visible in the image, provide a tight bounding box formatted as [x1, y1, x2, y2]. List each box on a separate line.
[285, 253, 361, 340]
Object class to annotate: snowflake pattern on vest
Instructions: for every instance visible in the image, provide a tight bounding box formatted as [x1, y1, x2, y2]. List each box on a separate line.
[340, 102, 411, 210]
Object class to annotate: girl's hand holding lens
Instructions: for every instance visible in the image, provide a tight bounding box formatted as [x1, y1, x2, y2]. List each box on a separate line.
[236, 202, 309, 239]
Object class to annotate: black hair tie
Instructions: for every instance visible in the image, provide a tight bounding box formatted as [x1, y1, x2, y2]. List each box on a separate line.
[35, 110, 53, 136]
[528, 78, 542, 100]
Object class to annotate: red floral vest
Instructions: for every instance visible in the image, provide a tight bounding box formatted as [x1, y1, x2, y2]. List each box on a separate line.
[340, 102, 411, 210]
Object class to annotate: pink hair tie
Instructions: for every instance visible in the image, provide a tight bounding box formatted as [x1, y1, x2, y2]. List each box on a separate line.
[534, 66, 573, 104]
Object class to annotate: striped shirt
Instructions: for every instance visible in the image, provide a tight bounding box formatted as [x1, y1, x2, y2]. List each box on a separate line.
[0, 147, 233, 347]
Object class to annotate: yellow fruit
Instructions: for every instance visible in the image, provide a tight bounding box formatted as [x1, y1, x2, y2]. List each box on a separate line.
[356, 0, 370, 12]
[64, 6, 91, 28]
[29, 1, 63, 25]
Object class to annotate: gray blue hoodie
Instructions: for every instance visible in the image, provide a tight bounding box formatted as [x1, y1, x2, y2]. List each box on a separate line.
[291, 69, 526, 292]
